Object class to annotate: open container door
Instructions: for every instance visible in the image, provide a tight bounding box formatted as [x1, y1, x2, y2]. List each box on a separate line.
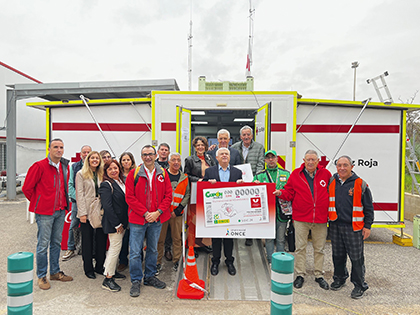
[255, 102, 271, 150]
[176, 105, 191, 166]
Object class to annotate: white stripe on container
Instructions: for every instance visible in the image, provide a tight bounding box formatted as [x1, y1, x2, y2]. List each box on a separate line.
[7, 270, 33, 284]
[7, 293, 33, 307]
[271, 291, 293, 305]
[271, 271, 294, 284]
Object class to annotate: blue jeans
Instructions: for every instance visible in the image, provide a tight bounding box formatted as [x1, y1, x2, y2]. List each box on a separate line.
[266, 220, 287, 263]
[35, 210, 65, 278]
[67, 201, 80, 250]
[129, 221, 162, 282]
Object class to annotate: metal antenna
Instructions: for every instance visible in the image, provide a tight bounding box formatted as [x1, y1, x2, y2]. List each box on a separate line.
[246, 0, 255, 77]
[187, 0, 193, 91]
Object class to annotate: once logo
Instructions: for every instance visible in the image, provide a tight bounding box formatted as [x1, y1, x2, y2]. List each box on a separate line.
[250, 197, 261, 208]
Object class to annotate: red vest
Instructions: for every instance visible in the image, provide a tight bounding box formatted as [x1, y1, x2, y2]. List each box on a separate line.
[170, 176, 189, 214]
[328, 177, 364, 231]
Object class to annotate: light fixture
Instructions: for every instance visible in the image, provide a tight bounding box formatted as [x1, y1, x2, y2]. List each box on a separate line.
[191, 121, 208, 125]
[234, 118, 254, 122]
[191, 111, 205, 115]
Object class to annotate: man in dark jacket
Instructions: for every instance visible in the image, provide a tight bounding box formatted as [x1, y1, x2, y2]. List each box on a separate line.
[208, 129, 242, 166]
[328, 155, 374, 299]
[125, 145, 172, 297]
[62, 144, 91, 261]
[22, 138, 73, 290]
[276, 150, 331, 290]
[203, 148, 243, 277]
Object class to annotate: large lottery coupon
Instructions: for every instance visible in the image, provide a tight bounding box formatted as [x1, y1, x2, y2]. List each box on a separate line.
[203, 185, 269, 227]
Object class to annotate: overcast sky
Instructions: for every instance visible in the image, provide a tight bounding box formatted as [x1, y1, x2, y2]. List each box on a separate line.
[1, 0, 419, 103]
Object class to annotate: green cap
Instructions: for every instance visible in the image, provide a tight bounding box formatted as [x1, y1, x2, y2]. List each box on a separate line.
[265, 150, 277, 157]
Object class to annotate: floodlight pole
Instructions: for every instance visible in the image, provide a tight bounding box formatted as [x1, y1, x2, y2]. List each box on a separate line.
[352, 61, 359, 101]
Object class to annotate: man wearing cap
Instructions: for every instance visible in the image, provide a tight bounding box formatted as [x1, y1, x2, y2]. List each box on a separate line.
[328, 155, 374, 299]
[275, 149, 331, 290]
[253, 150, 290, 264]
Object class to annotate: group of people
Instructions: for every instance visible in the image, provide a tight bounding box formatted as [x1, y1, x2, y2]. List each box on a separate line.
[22, 125, 374, 300]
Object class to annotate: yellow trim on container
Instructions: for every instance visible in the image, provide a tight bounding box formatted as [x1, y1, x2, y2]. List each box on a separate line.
[151, 93, 156, 146]
[45, 108, 50, 157]
[401, 110, 407, 222]
[299, 98, 420, 110]
[176, 106, 181, 153]
[372, 223, 405, 229]
[292, 95, 298, 170]
[150, 90, 297, 96]
[27, 97, 151, 108]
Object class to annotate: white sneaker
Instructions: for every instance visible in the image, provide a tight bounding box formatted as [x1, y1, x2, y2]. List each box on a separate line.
[62, 250, 75, 261]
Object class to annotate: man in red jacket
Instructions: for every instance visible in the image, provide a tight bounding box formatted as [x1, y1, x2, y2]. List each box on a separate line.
[22, 138, 73, 290]
[275, 150, 331, 290]
[125, 145, 172, 297]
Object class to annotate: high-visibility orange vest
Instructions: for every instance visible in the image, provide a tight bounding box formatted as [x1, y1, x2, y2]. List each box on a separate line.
[170, 176, 189, 214]
[328, 177, 365, 231]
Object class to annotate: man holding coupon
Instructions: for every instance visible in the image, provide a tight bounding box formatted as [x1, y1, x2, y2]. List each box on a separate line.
[203, 148, 244, 277]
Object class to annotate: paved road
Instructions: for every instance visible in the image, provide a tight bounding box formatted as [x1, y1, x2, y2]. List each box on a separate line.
[1, 194, 419, 314]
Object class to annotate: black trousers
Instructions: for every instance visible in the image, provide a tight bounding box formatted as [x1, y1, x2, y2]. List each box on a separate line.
[81, 221, 107, 275]
[211, 238, 234, 264]
[119, 228, 130, 265]
[329, 223, 368, 290]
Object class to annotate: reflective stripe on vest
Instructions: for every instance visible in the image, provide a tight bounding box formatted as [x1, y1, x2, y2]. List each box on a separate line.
[170, 176, 189, 213]
[328, 177, 365, 231]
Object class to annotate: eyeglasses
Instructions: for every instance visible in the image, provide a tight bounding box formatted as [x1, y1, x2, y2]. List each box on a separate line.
[142, 153, 156, 157]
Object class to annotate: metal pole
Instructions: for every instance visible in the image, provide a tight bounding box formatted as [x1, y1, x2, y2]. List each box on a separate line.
[80, 95, 116, 157]
[6, 89, 17, 200]
[326, 98, 371, 170]
[353, 67, 357, 101]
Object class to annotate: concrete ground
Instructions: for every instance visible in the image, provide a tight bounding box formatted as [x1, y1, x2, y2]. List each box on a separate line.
[1, 193, 420, 315]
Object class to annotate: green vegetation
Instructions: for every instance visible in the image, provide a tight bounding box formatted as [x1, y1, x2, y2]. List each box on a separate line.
[404, 170, 420, 194]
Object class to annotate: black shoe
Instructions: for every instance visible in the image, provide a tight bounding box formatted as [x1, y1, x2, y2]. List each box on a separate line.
[130, 281, 141, 297]
[226, 262, 236, 276]
[293, 276, 304, 289]
[245, 239, 253, 246]
[315, 277, 329, 290]
[86, 272, 96, 279]
[144, 276, 166, 289]
[330, 279, 346, 291]
[102, 277, 121, 292]
[351, 286, 367, 299]
[164, 250, 173, 261]
[210, 263, 219, 276]
[94, 269, 104, 276]
[199, 245, 213, 254]
[173, 262, 179, 272]
[113, 271, 126, 280]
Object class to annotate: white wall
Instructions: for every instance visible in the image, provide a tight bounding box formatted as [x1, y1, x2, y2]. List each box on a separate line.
[0, 63, 46, 174]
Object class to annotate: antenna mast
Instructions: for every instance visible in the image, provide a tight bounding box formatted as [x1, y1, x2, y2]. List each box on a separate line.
[188, 0, 193, 91]
[246, 0, 255, 77]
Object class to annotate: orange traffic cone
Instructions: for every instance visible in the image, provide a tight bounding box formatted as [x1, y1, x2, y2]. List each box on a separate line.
[177, 246, 206, 299]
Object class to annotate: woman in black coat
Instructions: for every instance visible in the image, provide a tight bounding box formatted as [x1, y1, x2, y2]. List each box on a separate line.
[99, 159, 128, 292]
[184, 136, 216, 256]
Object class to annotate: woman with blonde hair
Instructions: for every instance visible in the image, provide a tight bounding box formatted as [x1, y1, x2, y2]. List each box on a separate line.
[76, 151, 107, 279]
